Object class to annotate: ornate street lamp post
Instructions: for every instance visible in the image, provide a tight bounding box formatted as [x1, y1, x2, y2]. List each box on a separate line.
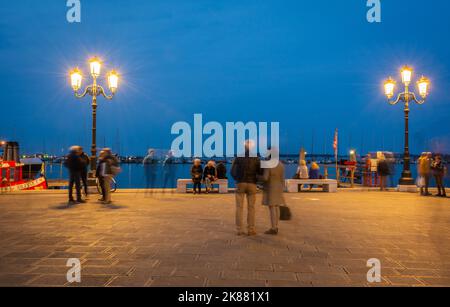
[69, 57, 119, 176]
[384, 66, 430, 191]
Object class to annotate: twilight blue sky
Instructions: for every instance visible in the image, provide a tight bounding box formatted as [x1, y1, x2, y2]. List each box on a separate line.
[1, 0, 450, 156]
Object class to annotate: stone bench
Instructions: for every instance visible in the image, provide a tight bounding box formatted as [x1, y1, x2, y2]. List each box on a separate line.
[177, 179, 229, 194]
[285, 179, 338, 193]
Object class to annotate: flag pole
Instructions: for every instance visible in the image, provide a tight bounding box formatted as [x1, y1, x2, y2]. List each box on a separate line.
[334, 129, 339, 185]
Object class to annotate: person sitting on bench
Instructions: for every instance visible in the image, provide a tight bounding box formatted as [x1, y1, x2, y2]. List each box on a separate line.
[308, 162, 321, 190]
[203, 160, 217, 193]
[296, 160, 309, 191]
[191, 159, 203, 194]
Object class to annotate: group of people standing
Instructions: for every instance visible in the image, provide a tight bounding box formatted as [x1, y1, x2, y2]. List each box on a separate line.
[418, 152, 447, 197]
[65, 146, 120, 204]
[189, 142, 287, 235]
[230, 142, 286, 236]
[190, 160, 227, 194]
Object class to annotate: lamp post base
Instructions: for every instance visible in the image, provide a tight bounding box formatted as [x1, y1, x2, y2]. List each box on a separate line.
[397, 184, 418, 193]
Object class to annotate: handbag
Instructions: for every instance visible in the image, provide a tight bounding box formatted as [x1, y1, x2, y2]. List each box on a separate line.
[279, 205, 292, 221]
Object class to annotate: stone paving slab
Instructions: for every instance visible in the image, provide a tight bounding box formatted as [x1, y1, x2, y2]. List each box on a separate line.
[0, 190, 449, 287]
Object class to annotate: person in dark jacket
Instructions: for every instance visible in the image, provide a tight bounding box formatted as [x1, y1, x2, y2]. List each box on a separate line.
[78, 146, 90, 197]
[216, 161, 227, 179]
[231, 140, 261, 236]
[64, 146, 85, 204]
[203, 160, 217, 193]
[191, 159, 203, 194]
[377, 154, 390, 191]
[432, 154, 447, 197]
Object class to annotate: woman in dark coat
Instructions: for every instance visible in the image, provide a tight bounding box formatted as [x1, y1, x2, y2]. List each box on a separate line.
[261, 158, 286, 235]
[191, 159, 203, 194]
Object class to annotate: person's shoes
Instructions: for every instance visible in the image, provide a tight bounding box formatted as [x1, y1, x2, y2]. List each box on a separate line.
[68, 199, 76, 205]
[264, 228, 278, 235]
[103, 201, 112, 205]
[247, 230, 257, 236]
[436, 193, 442, 197]
[237, 231, 246, 236]
[425, 192, 432, 196]
[76, 199, 86, 204]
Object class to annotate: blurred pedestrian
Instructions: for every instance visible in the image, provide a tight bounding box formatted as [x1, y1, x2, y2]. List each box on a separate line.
[143, 148, 157, 195]
[78, 146, 90, 197]
[162, 150, 177, 193]
[418, 152, 432, 196]
[364, 154, 372, 186]
[64, 146, 85, 204]
[432, 154, 447, 197]
[377, 154, 390, 191]
[96, 148, 120, 204]
[231, 140, 261, 236]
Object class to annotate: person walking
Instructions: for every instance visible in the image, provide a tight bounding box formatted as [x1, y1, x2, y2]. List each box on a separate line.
[96, 148, 120, 204]
[78, 146, 90, 197]
[432, 154, 447, 197]
[261, 152, 286, 235]
[64, 146, 85, 204]
[364, 154, 372, 187]
[203, 160, 217, 193]
[143, 148, 157, 195]
[191, 159, 203, 194]
[377, 154, 390, 191]
[418, 152, 432, 196]
[231, 140, 261, 236]
[162, 150, 177, 193]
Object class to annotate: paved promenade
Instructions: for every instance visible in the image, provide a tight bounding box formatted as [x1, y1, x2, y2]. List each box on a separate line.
[0, 189, 449, 287]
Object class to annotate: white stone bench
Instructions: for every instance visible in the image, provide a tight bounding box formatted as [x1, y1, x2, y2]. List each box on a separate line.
[177, 179, 229, 194]
[285, 179, 338, 193]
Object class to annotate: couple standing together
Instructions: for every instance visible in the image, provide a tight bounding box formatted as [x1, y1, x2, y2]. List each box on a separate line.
[231, 142, 286, 236]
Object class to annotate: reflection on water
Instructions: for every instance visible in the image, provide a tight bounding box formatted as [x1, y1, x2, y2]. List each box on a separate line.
[44, 163, 449, 189]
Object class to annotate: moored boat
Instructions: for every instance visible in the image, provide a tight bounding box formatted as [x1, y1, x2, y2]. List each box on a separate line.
[0, 142, 48, 192]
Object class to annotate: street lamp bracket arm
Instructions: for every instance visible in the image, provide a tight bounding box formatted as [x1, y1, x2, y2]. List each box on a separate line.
[97, 85, 115, 100]
[410, 92, 426, 105]
[388, 92, 403, 105]
[74, 86, 91, 98]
